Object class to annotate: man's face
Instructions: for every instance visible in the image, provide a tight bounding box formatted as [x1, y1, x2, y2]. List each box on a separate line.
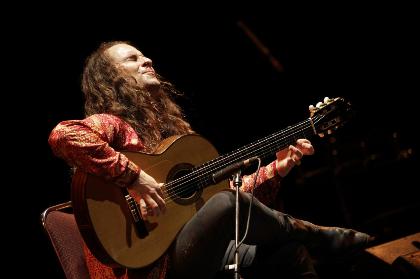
[106, 43, 160, 90]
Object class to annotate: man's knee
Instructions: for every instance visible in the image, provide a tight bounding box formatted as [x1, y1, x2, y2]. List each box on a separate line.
[206, 191, 236, 209]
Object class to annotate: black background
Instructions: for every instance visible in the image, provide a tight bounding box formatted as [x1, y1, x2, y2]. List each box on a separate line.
[14, 6, 419, 277]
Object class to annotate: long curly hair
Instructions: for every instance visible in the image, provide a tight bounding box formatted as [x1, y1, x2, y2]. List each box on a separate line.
[81, 41, 193, 152]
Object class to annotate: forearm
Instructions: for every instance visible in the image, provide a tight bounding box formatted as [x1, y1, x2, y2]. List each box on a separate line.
[228, 161, 282, 205]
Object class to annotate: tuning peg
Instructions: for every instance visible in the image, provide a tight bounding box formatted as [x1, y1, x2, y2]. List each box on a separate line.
[309, 105, 316, 112]
[324, 97, 330, 103]
[316, 102, 324, 108]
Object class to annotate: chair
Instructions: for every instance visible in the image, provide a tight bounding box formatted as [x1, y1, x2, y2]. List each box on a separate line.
[40, 201, 90, 279]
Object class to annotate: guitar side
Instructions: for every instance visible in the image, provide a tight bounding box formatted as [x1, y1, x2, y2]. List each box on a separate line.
[72, 134, 229, 268]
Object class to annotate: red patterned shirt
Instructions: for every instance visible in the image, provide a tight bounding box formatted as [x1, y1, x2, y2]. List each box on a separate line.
[49, 113, 282, 279]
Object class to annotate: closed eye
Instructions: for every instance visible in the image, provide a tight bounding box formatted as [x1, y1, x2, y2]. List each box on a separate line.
[126, 55, 138, 61]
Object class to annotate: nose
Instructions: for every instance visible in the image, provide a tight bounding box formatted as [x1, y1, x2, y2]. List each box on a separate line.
[141, 57, 153, 68]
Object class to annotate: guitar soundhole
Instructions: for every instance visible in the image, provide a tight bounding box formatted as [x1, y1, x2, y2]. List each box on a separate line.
[166, 163, 202, 205]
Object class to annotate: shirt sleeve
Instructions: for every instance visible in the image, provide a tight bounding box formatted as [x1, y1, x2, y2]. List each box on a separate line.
[230, 160, 282, 206]
[48, 114, 140, 187]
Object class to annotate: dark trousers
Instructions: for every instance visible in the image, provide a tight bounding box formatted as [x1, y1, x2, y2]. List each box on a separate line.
[168, 190, 318, 278]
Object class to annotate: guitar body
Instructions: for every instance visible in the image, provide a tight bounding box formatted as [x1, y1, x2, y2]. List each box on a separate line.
[72, 134, 229, 269]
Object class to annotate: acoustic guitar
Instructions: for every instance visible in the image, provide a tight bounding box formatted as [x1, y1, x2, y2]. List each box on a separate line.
[71, 97, 351, 268]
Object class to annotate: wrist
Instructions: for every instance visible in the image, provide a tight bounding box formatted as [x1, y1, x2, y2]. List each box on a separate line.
[275, 160, 290, 178]
[115, 161, 140, 188]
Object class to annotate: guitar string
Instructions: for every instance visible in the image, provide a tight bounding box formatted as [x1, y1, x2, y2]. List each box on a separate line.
[167, 116, 316, 191]
[170, 113, 324, 190]
[163, 117, 310, 195]
[162, 121, 312, 203]
[162, 115, 322, 202]
[161, 121, 312, 202]
[161, 114, 325, 203]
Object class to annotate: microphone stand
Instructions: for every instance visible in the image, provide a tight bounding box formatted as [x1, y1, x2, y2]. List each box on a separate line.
[216, 157, 259, 278]
[232, 170, 242, 279]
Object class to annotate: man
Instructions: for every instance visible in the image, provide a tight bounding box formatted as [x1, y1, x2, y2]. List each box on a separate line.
[49, 41, 373, 278]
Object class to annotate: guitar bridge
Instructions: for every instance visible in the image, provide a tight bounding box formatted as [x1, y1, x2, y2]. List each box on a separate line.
[123, 189, 149, 238]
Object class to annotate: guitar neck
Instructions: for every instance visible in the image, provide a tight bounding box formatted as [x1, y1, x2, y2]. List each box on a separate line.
[180, 118, 316, 188]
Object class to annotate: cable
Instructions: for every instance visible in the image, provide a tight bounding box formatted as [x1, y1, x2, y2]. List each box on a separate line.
[234, 157, 262, 253]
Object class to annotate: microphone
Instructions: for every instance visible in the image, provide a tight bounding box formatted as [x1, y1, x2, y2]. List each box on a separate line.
[212, 156, 259, 184]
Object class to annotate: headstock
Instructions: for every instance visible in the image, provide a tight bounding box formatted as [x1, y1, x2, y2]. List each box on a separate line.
[309, 97, 352, 137]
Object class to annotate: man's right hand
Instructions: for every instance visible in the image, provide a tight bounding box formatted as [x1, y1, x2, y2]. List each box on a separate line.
[128, 170, 166, 217]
